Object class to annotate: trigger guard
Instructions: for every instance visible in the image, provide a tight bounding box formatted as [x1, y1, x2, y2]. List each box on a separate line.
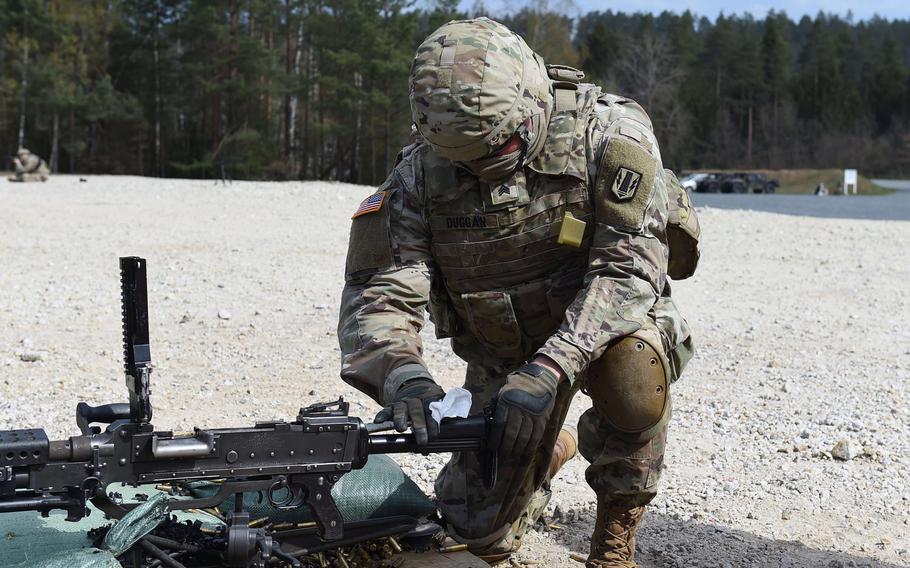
[267, 478, 305, 510]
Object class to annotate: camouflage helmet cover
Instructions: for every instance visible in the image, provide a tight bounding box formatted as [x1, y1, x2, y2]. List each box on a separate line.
[16, 147, 30, 157]
[409, 18, 553, 162]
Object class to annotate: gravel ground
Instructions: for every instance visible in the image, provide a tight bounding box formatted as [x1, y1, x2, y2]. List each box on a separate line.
[1, 175, 908, 567]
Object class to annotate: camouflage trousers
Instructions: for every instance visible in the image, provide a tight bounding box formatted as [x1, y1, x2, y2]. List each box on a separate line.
[436, 357, 670, 556]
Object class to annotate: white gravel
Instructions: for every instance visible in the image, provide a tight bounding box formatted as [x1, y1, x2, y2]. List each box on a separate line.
[1, 175, 908, 567]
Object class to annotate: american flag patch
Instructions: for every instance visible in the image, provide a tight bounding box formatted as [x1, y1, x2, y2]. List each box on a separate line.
[351, 191, 387, 219]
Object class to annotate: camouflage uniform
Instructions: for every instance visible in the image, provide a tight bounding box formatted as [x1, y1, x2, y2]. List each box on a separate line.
[339, 18, 699, 560]
[8, 148, 50, 182]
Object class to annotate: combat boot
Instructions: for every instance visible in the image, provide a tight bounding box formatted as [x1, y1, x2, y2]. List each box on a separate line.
[547, 425, 578, 482]
[587, 496, 646, 568]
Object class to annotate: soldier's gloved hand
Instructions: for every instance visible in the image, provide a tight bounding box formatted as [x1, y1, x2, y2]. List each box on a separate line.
[374, 378, 445, 446]
[491, 362, 559, 460]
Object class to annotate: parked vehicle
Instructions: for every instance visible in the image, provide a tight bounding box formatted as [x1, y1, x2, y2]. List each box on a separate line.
[740, 172, 779, 193]
[679, 172, 709, 192]
[689, 172, 779, 194]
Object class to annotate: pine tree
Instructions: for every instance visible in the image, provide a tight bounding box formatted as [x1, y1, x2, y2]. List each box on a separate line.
[0, 2, 907, 180]
[761, 12, 789, 155]
[869, 34, 907, 132]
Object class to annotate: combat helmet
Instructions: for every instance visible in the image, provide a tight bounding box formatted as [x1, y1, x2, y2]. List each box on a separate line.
[409, 18, 553, 163]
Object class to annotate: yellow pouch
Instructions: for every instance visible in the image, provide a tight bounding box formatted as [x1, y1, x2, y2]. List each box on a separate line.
[557, 212, 586, 247]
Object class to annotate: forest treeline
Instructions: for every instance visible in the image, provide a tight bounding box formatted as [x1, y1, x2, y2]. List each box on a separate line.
[1, 0, 909, 182]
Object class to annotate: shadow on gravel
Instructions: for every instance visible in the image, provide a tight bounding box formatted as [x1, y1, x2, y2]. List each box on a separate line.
[691, 192, 910, 222]
[554, 512, 903, 568]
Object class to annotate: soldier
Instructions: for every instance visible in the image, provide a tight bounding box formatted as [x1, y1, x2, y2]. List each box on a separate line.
[8, 147, 50, 182]
[338, 18, 700, 568]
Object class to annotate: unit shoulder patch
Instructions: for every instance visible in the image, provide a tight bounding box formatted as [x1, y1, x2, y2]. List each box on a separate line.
[351, 191, 387, 219]
[611, 167, 643, 201]
[594, 136, 657, 231]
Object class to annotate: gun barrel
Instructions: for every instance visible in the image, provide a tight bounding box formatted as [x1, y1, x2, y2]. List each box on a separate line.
[366, 414, 487, 454]
[0, 494, 81, 514]
[367, 435, 481, 454]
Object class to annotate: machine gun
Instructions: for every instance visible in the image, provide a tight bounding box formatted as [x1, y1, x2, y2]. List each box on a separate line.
[0, 257, 492, 567]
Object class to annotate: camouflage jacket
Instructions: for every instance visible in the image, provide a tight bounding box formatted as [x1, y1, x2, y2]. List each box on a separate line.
[15, 153, 43, 174]
[338, 83, 696, 404]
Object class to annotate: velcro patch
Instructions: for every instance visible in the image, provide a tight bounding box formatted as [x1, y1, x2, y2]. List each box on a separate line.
[429, 214, 500, 231]
[345, 195, 393, 277]
[444, 215, 489, 229]
[490, 183, 519, 205]
[595, 136, 657, 231]
[352, 191, 387, 219]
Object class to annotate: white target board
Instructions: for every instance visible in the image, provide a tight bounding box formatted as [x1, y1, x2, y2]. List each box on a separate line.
[844, 169, 858, 195]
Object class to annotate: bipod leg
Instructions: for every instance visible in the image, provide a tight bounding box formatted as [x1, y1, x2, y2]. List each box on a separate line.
[129, 542, 144, 567]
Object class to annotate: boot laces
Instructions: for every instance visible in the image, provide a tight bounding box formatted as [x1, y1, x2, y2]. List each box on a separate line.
[592, 504, 643, 562]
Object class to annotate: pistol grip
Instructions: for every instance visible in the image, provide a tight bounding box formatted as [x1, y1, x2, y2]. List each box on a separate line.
[298, 475, 343, 541]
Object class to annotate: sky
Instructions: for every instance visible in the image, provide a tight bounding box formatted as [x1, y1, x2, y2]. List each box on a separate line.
[456, 0, 909, 22]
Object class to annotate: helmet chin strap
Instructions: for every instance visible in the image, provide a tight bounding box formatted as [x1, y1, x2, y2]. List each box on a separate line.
[523, 102, 552, 165]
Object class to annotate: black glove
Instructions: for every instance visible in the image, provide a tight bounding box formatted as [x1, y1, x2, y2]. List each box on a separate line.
[491, 363, 559, 460]
[374, 378, 445, 446]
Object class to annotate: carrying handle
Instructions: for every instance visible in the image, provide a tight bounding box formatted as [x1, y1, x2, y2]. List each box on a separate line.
[76, 402, 131, 435]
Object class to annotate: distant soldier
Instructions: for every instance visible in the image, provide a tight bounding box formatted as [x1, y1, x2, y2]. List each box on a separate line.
[8, 148, 50, 182]
[339, 18, 700, 567]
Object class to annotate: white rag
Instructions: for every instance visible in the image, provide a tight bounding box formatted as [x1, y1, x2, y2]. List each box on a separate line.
[428, 387, 473, 424]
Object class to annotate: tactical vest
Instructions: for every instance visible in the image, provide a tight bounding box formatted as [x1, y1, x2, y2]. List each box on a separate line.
[422, 70, 601, 364]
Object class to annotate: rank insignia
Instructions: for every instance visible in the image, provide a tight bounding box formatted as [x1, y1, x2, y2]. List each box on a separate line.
[611, 167, 642, 201]
[490, 184, 519, 205]
[352, 191, 387, 219]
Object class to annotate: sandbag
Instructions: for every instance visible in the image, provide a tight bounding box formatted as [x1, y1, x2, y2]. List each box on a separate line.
[0, 486, 222, 567]
[103, 492, 168, 556]
[30, 549, 122, 568]
[0, 458, 430, 566]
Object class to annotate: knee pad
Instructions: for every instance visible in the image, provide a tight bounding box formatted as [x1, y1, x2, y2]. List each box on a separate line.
[586, 330, 669, 434]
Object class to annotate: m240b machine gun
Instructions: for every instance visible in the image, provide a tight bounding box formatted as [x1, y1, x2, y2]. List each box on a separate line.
[0, 257, 491, 567]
